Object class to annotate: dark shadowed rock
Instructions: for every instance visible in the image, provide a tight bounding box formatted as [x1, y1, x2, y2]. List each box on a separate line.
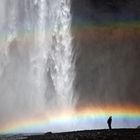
[44, 131, 53, 135]
[137, 125, 140, 129]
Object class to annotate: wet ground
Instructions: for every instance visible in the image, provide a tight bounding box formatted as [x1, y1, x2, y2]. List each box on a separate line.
[25, 129, 140, 140]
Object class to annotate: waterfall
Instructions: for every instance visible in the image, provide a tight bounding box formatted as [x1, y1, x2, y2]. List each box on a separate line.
[49, 0, 75, 110]
[0, 0, 76, 130]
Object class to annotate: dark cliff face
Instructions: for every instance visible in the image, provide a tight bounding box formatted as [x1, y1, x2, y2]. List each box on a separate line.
[71, 0, 140, 23]
[71, 0, 140, 107]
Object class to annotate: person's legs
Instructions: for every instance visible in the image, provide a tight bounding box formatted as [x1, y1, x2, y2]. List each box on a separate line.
[109, 123, 112, 130]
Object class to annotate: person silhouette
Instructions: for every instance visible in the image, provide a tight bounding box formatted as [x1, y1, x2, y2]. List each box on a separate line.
[107, 116, 112, 130]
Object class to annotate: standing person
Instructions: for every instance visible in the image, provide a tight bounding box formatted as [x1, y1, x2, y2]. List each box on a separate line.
[107, 116, 112, 130]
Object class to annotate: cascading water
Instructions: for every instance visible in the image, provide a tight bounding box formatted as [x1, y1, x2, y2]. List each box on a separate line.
[0, 0, 76, 132]
[49, 0, 75, 110]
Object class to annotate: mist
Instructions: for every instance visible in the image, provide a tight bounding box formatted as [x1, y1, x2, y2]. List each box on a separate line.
[0, 0, 140, 134]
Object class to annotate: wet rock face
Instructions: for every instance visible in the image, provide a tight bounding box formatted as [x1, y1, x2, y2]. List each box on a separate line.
[73, 27, 140, 107]
[71, 0, 140, 107]
[71, 0, 140, 22]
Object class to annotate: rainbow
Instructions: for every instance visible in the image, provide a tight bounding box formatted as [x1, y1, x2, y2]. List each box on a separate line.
[0, 20, 140, 134]
[0, 20, 139, 41]
[0, 105, 140, 134]
[73, 20, 140, 29]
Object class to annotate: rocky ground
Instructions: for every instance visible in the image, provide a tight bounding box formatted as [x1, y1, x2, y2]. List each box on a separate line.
[24, 129, 140, 140]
